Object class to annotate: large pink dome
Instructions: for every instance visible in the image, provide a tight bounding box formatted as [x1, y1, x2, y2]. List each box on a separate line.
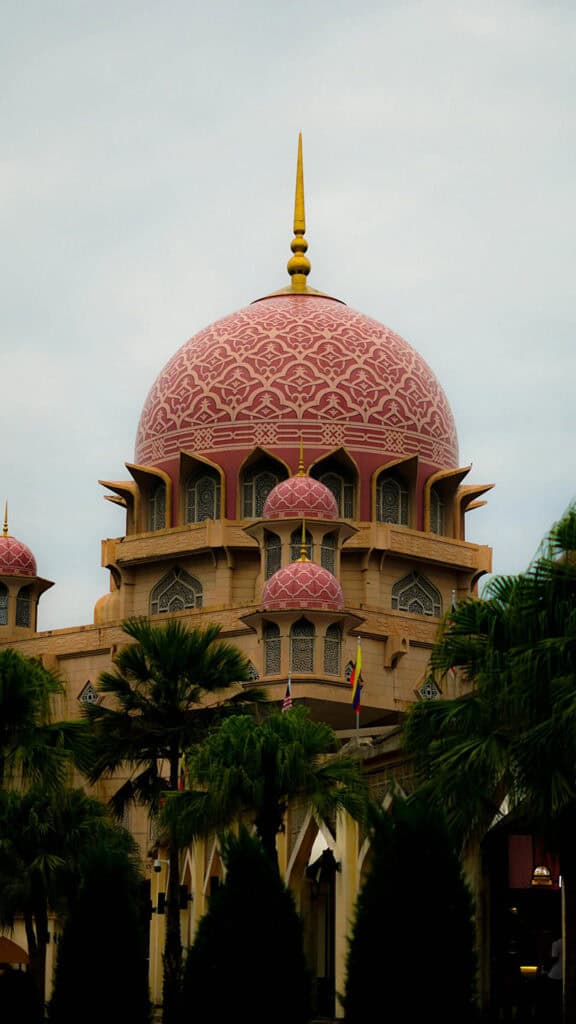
[263, 475, 339, 520]
[135, 293, 458, 472]
[262, 560, 344, 612]
[0, 535, 37, 578]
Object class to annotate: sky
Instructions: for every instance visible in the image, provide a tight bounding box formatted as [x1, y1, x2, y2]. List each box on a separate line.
[2, 0, 575, 630]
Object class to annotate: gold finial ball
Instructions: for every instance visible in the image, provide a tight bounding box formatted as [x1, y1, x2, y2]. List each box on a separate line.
[290, 236, 308, 255]
[287, 252, 311, 277]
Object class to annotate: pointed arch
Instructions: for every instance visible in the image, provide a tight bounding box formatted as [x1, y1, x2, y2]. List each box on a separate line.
[263, 621, 281, 675]
[15, 585, 32, 627]
[264, 532, 282, 580]
[323, 623, 342, 676]
[0, 582, 7, 626]
[391, 572, 442, 617]
[309, 448, 359, 519]
[150, 567, 203, 615]
[238, 448, 290, 519]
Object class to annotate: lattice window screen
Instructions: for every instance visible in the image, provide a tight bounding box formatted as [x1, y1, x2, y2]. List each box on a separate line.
[150, 567, 203, 614]
[290, 618, 315, 673]
[391, 573, 442, 617]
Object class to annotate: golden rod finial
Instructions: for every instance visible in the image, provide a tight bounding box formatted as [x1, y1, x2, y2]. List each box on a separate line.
[287, 133, 311, 292]
[298, 434, 305, 476]
[2, 502, 8, 537]
[299, 519, 308, 561]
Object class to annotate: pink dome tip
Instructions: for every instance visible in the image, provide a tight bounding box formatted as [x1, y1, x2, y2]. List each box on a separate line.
[262, 560, 344, 612]
[263, 475, 339, 520]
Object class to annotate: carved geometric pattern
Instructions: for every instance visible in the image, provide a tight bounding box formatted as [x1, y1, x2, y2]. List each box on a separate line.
[0, 583, 7, 625]
[290, 618, 315, 674]
[263, 475, 339, 521]
[186, 471, 221, 522]
[323, 624, 341, 676]
[264, 622, 281, 675]
[262, 561, 344, 612]
[150, 567, 202, 615]
[15, 586, 31, 627]
[320, 533, 337, 574]
[318, 472, 354, 519]
[246, 661, 260, 681]
[416, 678, 442, 701]
[392, 572, 442, 617]
[0, 536, 37, 577]
[377, 476, 408, 525]
[135, 295, 459, 468]
[149, 483, 166, 531]
[264, 532, 281, 580]
[243, 469, 285, 519]
[78, 681, 101, 706]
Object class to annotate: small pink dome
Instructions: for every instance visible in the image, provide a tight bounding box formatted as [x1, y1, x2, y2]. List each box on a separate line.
[0, 535, 37, 578]
[263, 475, 339, 520]
[262, 560, 344, 612]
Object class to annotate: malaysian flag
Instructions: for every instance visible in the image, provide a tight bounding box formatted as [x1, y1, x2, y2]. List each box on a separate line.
[282, 678, 293, 712]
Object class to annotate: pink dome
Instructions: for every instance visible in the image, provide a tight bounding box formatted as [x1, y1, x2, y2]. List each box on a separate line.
[262, 560, 344, 612]
[263, 475, 339, 520]
[0, 535, 37, 578]
[135, 293, 458, 472]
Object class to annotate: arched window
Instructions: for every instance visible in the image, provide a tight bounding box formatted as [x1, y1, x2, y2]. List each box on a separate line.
[265, 532, 281, 580]
[323, 623, 341, 676]
[16, 586, 31, 628]
[150, 567, 202, 615]
[0, 583, 7, 626]
[290, 528, 312, 562]
[391, 573, 442, 617]
[242, 468, 286, 519]
[376, 475, 408, 525]
[186, 470, 221, 523]
[290, 618, 315, 674]
[319, 472, 354, 519]
[149, 482, 166, 531]
[430, 486, 444, 535]
[264, 622, 281, 675]
[320, 533, 337, 574]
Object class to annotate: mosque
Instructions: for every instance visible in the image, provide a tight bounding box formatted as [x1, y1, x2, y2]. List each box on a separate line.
[0, 137, 505, 1015]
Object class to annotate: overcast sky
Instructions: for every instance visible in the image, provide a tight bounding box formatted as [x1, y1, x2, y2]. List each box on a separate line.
[2, 0, 574, 630]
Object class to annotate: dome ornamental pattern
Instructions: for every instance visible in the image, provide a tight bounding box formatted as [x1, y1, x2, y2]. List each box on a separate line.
[0, 536, 37, 578]
[263, 474, 339, 520]
[135, 294, 458, 472]
[262, 560, 344, 612]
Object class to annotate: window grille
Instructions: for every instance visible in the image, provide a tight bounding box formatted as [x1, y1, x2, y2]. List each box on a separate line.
[320, 472, 354, 518]
[149, 482, 166, 531]
[430, 486, 444, 535]
[265, 533, 281, 580]
[264, 622, 281, 675]
[290, 528, 312, 562]
[242, 470, 282, 518]
[78, 681, 100, 706]
[391, 573, 442, 617]
[186, 472, 221, 522]
[290, 618, 315, 674]
[320, 533, 337, 574]
[15, 586, 31, 627]
[376, 477, 408, 525]
[150, 567, 202, 615]
[0, 583, 7, 626]
[323, 624, 342, 676]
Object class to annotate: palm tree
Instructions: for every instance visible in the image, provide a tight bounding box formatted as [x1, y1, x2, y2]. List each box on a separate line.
[403, 504, 576, 1022]
[164, 706, 366, 868]
[0, 648, 86, 790]
[0, 786, 113, 1015]
[85, 616, 257, 1024]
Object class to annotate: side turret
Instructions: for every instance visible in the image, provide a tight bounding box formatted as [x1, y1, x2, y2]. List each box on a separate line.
[0, 504, 53, 637]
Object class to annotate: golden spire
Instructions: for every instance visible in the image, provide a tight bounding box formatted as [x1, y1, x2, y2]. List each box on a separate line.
[287, 133, 311, 292]
[2, 502, 8, 537]
[298, 519, 309, 561]
[297, 434, 306, 476]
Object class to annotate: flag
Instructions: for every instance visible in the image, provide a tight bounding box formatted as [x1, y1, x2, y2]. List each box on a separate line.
[350, 640, 362, 713]
[282, 678, 293, 712]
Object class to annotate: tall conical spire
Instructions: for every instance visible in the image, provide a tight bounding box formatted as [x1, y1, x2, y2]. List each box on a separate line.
[287, 133, 311, 292]
[2, 502, 8, 537]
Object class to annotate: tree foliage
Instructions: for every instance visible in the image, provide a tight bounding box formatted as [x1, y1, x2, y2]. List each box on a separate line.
[163, 706, 366, 864]
[49, 828, 149, 1024]
[343, 796, 477, 1024]
[182, 828, 312, 1024]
